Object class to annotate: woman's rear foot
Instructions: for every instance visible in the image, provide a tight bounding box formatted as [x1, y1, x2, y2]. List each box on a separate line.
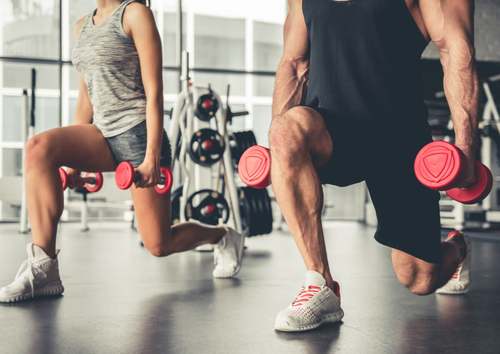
[0, 243, 64, 303]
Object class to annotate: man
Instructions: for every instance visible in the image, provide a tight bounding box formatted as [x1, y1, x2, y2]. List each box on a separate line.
[271, 0, 477, 332]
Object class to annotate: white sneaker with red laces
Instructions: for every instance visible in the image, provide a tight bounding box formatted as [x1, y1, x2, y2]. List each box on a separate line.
[274, 271, 344, 332]
[437, 231, 471, 295]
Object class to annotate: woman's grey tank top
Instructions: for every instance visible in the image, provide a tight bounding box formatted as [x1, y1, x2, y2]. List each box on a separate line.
[72, 0, 146, 138]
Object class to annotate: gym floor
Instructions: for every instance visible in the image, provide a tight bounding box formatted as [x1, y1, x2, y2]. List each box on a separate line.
[0, 222, 499, 354]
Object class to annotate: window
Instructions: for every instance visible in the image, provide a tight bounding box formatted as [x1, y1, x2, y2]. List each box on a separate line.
[1, 0, 60, 58]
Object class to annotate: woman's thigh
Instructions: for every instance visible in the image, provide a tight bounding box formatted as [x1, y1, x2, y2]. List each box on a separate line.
[30, 124, 116, 172]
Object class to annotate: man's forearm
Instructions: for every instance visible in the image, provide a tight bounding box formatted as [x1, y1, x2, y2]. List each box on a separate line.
[442, 48, 479, 155]
[272, 57, 309, 117]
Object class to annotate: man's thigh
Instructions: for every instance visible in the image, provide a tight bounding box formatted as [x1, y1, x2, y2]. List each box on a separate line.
[366, 150, 442, 264]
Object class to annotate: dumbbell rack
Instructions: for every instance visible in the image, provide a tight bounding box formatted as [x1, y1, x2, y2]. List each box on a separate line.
[168, 51, 242, 232]
[481, 76, 500, 226]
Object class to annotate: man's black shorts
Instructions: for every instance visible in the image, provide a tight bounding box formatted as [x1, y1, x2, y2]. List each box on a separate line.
[313, 106, 442, 264]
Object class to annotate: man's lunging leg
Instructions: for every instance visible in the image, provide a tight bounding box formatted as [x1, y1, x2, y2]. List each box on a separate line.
[269, 106, 334, 288]
[270, 106, 343, 332]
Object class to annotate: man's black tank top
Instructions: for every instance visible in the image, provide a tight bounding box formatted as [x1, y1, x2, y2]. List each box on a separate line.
[303, 0, 429, 144]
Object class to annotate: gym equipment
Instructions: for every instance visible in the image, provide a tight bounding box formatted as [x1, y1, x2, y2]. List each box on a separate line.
[115, 161, 173, 195]
[195, 92, 219, 122]
[59, 168, 104, 193]
[239, 187, 273, 237]
[188, 128, 225, 167]
[168, 51, 243, 232]
[184, 189, 230, 225]
[414, 141, 493, 204]
[171, 186, 183, 224]
[238, 145, 272, 189]
[230, 131, 257, 168]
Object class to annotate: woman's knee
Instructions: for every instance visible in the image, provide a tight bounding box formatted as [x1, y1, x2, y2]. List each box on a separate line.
[25, 134, 53, 169]
[141, 231, 172, 257]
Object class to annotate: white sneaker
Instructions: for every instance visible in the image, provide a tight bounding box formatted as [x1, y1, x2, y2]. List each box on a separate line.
[437, 232, 471, 295]
[0, 243, 64, 303]
[212, 227, 245, 278]
[195, 244, 215, 252]
[274, 271, 344, 332]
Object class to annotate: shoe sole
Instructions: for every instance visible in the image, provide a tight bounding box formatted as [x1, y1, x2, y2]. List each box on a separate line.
[213, 232, 245, 279]
[274, 308, 345, 333]
[0, 284, 64, 303]
[436, 287, 470, 295]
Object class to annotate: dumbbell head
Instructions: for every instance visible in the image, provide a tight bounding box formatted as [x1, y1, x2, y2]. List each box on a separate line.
[238, 145, 271, 189]
[414, 141, 462, 190]
[59, 168, 69, 190]
[154, 167, 173, 195]
[115, 161, 135, 190]
[446, 161, 493, 204]
[81, 172, 104, 193]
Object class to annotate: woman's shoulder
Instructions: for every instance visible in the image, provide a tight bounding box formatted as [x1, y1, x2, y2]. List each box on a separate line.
[122, 2, 156, 36]
[74, 14, 91, 40]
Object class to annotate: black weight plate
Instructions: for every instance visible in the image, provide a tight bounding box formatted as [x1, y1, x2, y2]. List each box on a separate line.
[195, 94, 219, 122]
[189, 128, 225, 167]
[184, 189, 230, 225]
[171, 186, 183, 224]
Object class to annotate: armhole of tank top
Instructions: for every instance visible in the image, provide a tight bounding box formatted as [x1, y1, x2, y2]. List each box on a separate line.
[118, 0, 136, 38]
[301, 0, 312, 28]
[74, 14, 90, 41]
[401, 0, 429, 49]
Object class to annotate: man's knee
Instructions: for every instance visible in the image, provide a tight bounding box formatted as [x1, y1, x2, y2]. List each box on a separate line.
[269, 106, 315, 160]
[394, 265, 438, 296]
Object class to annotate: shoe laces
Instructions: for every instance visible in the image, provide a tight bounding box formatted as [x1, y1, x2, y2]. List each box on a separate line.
[14, 258, 48, 298]
[451, 264, 463, 280]
[292, 285, 321, 307]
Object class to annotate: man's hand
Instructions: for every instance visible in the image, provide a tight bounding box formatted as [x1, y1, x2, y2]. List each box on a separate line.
[456, 144, 477, 188]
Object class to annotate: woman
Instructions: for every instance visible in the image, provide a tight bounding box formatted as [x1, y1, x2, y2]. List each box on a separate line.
[0, 0, 244, 303]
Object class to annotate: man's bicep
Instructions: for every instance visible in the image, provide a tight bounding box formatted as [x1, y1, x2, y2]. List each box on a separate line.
[419, 0, 474, 50]
[282, 0, 309, 61]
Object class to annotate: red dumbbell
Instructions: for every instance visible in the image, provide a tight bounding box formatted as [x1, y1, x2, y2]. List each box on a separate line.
[59, 168, 104, 193]
[414, 141, 493, 204]
[115, 161, 173, 195]
[238, 145, 272, 189]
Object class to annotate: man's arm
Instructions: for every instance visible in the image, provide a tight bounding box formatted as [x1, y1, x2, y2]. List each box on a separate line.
[420, 0, 479, 182]
[272, 0, 310, 117]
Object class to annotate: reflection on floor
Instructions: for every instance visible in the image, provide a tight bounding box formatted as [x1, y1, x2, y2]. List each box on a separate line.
[0, 222, 499, 354]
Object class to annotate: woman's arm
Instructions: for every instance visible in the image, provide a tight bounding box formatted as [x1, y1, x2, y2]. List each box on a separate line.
[74, 77, 93, 125]
[123, 3, 164, 186]
[73, 17, 93, 125]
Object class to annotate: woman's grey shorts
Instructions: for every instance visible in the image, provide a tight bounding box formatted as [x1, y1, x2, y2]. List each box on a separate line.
[105, 120, 172, 167]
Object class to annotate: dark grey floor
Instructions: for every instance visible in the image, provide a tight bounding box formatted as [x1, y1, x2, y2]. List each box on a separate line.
[0, 222, 499, 354]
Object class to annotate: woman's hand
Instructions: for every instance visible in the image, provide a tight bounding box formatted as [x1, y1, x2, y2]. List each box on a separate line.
[135, 157, 160, 188]
[65, 167, 82, 189]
